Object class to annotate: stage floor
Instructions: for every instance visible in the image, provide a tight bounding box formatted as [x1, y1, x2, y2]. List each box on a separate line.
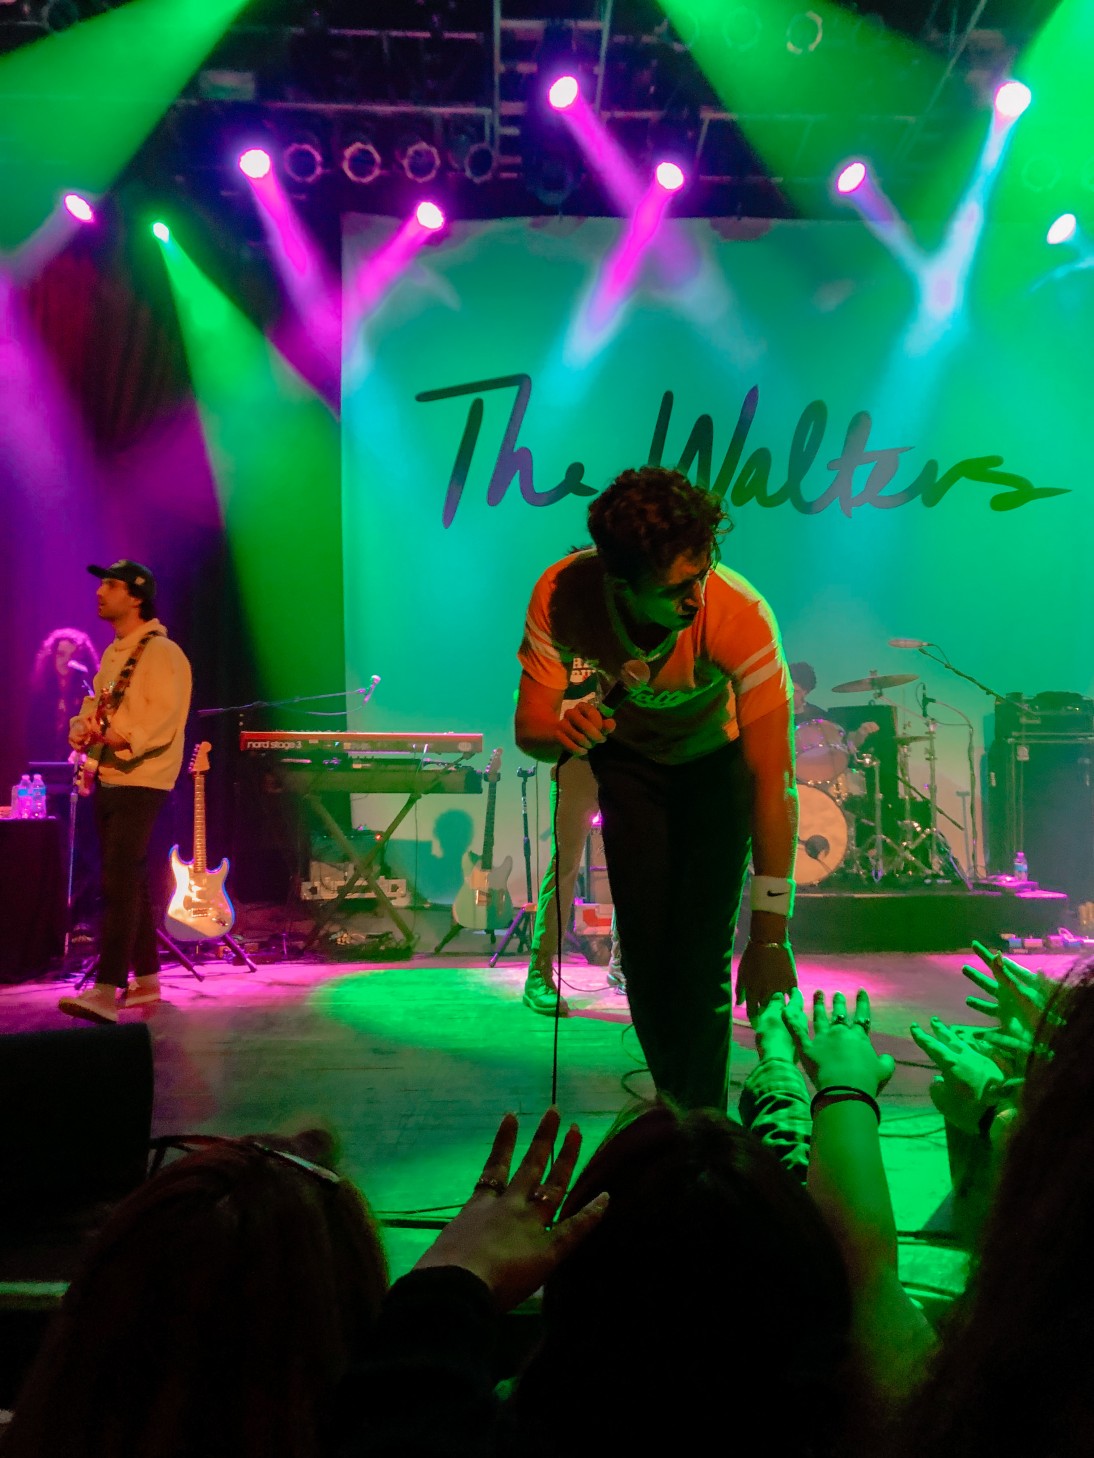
[0, 943, 1068, 1289]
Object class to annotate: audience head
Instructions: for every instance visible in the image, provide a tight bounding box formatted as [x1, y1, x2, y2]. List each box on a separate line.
[4, 1129, 387, 1458]
[901, 958, 1094, 1458]
[515, 1101, 852, 1453]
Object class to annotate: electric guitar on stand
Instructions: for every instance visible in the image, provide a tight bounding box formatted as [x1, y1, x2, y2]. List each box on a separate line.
[435, 748, 514, 952]
[165, 741, 236, 942]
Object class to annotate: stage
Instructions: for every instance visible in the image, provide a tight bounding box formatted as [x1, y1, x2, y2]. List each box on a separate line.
[3, 935, 1072, 1291]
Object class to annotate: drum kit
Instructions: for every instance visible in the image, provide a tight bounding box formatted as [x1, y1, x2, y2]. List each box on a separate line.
[794, 670, 964, 888]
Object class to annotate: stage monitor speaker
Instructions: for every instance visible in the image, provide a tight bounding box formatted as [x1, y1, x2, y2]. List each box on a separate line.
[986, 734, 1094, 901]
[1, 1023, 153, 1225]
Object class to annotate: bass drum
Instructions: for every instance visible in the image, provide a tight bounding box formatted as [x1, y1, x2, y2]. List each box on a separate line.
[794, 718, 850, 787]
[795, 785, 849, 886]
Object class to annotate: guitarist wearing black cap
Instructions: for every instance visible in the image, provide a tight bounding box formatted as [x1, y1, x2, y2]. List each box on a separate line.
[58, 560, 192, 1024]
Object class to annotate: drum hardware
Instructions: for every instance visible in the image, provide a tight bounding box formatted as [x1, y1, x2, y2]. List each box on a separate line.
[794, 717, 851, 787]
[831, 672, 919, 694]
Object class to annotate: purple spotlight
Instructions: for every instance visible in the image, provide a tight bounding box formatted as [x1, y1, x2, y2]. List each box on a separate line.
[835, 160, 867, 195]
[655, 160, 686, 192]
[63, 193, 94, 223]
[239, 147, 272, 180]
[994, 80, 1031, 121]
[1047, 212, 1077, 245]
[548, 74, 579, 111]
[416, 200, 445, 231]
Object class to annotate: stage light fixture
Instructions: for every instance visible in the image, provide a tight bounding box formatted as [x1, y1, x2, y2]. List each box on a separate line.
[342, 138, 382, 184]
[63, 193, 94, 223]
[1047, 213, 1077, 245]
[835, 160, 867, 194]
[283, 138, 323, 185]
[548, 75, 579, 111]
[152, 221, 171, 242]
[721, 5, 762, 50]
[994, 80, 1032, 120]
[786, 10, 823, 55]
[416, 200, 445, 231]
[398, 136, 442, 184]
[239, 147, 272, 181]
[655, 161, 686, 192]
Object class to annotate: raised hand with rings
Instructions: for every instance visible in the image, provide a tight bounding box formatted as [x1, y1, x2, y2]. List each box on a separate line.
[415, 1108, 610, 1311]
[783, 986, 894, 1097]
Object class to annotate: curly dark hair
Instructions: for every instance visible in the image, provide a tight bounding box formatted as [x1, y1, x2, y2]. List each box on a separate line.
[896, 959, 1094, 1458]
[587, 467, 730, 587]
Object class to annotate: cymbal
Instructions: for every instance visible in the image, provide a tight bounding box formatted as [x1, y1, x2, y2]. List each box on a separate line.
[831, 672, 918, 694]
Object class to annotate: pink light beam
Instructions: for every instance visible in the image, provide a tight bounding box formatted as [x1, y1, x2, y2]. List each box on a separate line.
[548, 75, 579, 110]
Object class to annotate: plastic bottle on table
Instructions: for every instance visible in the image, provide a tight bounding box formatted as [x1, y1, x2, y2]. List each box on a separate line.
[1013, 849, 1029, 881]
[30, 773, 46, 819]
[15, 774, 31, 820]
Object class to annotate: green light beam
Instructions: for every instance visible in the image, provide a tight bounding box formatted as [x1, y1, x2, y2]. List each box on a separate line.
[158, 232, 341, 699]
[0, 0, 250, 251]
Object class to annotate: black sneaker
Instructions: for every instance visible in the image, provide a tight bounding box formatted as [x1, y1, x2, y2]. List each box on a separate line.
[522, 969, 570, 1016]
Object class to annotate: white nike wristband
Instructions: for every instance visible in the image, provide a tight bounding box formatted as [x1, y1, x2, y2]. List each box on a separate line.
[750, 875, 795, 918]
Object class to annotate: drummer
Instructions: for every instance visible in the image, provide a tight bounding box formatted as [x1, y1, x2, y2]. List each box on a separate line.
[790, 660, 880, 752]
[789, 662, 825, 723]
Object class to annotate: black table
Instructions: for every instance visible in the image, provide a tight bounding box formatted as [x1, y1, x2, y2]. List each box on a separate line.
[0, 818, 65, 981]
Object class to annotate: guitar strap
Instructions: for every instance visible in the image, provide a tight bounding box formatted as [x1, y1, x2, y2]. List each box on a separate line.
[94, 628, 164, 728]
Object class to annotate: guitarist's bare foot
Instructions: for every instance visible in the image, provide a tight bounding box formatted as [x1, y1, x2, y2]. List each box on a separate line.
[523, 968, 570, 1017]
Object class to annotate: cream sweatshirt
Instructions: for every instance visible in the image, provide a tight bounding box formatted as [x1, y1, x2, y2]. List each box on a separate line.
[73, 620, 192, 790]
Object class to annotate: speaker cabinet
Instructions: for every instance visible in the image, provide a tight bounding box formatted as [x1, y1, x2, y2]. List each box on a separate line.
[986, 733, 1094, 901]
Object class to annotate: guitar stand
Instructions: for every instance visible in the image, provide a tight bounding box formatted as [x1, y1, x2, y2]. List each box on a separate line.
[488, 903, 534, 966]
[156, 929, 258, 976]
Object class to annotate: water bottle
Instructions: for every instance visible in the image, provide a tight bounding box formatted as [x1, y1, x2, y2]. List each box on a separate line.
[15, 774, 31, 820]
[30, 773, 46, 819]
[1013, 849, 1029, 881]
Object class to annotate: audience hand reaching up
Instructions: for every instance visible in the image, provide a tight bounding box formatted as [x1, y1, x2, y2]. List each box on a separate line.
[783, 987, 895, 1096]
[909, 1016, 1006, 1134]
[413, 1108, 608, 1311]
[750, 990, 799, 1065]
[962, 940, 1054, 1037]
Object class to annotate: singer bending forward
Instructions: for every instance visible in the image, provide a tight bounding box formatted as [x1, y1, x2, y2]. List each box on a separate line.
[515, 467, 798, 1111]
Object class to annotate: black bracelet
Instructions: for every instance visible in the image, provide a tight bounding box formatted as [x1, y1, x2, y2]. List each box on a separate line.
[810, 1085, 882, 1124]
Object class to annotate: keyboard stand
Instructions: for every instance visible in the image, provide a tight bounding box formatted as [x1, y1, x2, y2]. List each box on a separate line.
[300, 790, 421, 953]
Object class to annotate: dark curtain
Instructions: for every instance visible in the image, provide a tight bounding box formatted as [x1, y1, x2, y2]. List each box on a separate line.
[0, 222, 345, 899]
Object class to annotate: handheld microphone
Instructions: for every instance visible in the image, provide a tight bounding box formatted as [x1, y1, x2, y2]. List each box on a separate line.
[888, 638, 932, 650]
[558, 660, 650, 766]
[67, 660, 91, 674]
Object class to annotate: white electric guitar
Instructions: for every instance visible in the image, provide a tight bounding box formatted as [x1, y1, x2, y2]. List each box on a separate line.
[165, 741, 235, 942]
[450, 748, 514, 933]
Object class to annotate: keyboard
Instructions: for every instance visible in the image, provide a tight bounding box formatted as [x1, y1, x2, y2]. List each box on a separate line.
[239, 731, 483, 757]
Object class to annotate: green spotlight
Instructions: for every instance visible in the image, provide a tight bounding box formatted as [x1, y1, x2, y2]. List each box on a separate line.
[151, 220, 171, 242]
[0, 0, 251, 251]
[158, 235, 342, 700]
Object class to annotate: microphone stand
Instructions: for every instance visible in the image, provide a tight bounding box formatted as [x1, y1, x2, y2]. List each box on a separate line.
[906, 643, 1024, 881]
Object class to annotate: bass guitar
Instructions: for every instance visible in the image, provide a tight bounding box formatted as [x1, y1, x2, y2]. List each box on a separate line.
[444, 748, 513, 942]
[165, 741, 236, 942]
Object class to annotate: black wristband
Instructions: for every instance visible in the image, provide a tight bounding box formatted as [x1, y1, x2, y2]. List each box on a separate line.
[810, 1085, 882, 1124]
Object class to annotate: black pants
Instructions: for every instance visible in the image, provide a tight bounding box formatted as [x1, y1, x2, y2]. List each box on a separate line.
[95, 786, 168, 988]
[588, 737, 752, 1111]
